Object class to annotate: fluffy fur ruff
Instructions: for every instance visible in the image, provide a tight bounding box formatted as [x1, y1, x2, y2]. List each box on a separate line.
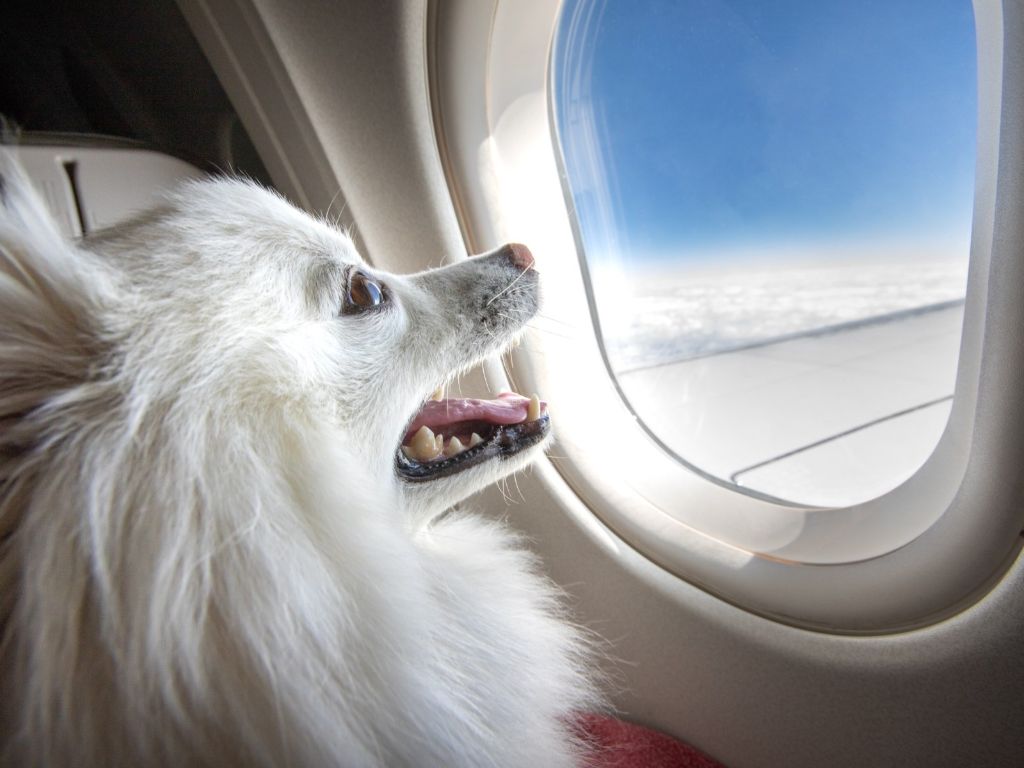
[0, 155, 602, 767]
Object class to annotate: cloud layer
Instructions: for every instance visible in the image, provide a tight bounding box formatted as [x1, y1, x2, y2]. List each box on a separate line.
[594, 256, 969, 372]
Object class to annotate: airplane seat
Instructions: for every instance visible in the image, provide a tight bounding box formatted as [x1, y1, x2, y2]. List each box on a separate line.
[9, 140, 205, 237]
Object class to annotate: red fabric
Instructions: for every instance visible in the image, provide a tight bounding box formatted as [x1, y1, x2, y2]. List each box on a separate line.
[577, 713, 726, 768]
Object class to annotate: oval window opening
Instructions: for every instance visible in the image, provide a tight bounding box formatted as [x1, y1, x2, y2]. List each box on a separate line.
[552, 0, 977, 508]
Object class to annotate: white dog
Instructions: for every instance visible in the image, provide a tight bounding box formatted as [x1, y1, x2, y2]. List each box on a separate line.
[0, 156, 601, 767]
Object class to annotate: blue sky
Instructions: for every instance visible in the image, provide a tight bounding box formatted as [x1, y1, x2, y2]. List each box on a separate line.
[554, 0, 977, 264]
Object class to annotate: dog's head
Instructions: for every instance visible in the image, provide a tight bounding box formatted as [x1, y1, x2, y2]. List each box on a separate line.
[1, 168, 550, 519]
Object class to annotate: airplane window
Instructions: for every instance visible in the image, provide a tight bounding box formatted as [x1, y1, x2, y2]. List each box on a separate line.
[552, 0, 977, 507]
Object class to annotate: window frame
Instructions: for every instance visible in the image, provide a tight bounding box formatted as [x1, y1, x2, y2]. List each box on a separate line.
[428, 0, 1024, 633]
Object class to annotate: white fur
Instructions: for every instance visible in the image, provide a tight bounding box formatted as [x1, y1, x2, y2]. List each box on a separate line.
[0, 157, 602, 767]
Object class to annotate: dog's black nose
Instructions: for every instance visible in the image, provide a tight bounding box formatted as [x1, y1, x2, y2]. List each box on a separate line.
[503, 243, 535, 272]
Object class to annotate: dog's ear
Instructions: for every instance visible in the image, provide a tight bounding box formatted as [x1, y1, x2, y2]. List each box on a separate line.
[0, 152, 116, 455]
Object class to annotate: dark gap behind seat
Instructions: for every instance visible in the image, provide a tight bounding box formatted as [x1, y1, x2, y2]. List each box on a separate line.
[0, 0, 272, 185]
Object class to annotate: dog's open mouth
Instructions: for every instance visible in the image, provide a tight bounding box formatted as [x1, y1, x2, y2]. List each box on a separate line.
[396, 391, 551, 481]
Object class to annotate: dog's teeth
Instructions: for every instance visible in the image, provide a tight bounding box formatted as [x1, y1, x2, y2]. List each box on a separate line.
[401, 445, 417, 460]
[444, 436, 465, 457]
[469, 432, 483, 447]
[435, 433, 444, 454]
[411, 425, 441, 461]
[527, 393, 541, 422]
[430, 388, 443, 401]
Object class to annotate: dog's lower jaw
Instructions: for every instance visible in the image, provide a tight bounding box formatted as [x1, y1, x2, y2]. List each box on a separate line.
[399, 432, 553, 522]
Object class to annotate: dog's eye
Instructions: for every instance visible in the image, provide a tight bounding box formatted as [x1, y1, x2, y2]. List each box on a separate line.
[346, 270, 385, 312]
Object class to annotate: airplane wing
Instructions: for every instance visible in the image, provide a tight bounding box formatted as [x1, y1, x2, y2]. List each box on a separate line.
[616, 303, 964, 507]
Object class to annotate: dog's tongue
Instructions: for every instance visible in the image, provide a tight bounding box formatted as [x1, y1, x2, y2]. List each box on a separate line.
[406, 392, 546, 438]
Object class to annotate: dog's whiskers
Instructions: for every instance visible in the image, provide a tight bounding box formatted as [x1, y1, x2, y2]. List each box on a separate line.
[533, 311, 576, 328]
[322, 186, 351, 230]
[511, 472, 525, 504]
[485, 266, 532, 307]
[526, 323, 578, 341]
[496, 476, 518, 505]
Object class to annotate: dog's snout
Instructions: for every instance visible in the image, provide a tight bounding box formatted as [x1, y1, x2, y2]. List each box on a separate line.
[409, 243, 539, 339]
[502, 243, 535, 273]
